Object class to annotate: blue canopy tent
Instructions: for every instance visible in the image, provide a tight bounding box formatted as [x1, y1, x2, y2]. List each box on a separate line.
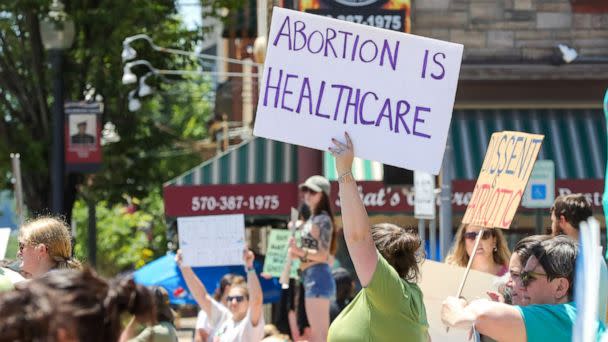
[134, 252, 281, 305]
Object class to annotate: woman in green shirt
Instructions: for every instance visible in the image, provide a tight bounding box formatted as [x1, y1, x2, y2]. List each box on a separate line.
[327, 132, 429, 342]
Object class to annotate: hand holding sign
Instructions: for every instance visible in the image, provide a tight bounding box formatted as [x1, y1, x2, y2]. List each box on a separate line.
[329, 132, 355, 177]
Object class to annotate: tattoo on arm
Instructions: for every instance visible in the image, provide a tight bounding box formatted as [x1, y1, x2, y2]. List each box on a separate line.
[313, 215, 333, 252]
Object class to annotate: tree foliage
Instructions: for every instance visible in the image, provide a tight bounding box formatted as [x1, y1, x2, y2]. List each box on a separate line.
[0, 0, 216, 217]
[72, 189, 167, 276]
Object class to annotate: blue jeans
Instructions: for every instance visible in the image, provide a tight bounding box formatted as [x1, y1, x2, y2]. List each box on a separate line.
[301, 263, 336, 299]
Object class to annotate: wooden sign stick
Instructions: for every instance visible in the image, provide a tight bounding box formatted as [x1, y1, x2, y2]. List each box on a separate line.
[447, 228, 485, 333]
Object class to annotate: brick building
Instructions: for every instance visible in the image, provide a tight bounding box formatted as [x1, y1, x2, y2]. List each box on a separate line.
[409, 0, 608, 234]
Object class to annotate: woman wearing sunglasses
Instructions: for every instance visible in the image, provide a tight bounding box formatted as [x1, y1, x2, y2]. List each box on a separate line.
[178, 249, 264, 342]
[446, 224, 511, 276]
[327, 133, 429, 342]
[287, 175, 338, 342]
[17, 217, 81, 279]
[441, 236, 603, 341]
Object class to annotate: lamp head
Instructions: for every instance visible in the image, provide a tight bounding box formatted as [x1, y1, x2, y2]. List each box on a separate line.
[122, 65, 137, 85]
[122, 44, 137, 62]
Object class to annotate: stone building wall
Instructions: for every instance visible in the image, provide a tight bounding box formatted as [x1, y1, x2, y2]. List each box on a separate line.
[411, 0, 608, 62]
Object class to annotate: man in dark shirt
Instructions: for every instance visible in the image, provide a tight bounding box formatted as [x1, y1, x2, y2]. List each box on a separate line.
[71, 121, 95, 145]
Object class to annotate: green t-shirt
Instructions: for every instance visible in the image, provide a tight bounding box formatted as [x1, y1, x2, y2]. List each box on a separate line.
[328, 252, 428, 342]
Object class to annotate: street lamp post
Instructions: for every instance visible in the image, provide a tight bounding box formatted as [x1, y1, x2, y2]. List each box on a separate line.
[40, 0, 75, 215]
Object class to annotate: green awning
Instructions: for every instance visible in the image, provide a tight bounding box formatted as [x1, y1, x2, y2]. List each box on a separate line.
[450, 108, 606, 179]
[164, 137, 298, 186]
[323, 153, 383, 181]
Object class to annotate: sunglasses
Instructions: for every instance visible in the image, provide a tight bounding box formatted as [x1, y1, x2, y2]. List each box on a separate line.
[463, 230, 493, 240]
[226, 295, 246, 303]
[519, 270, 548, 287]
[18, 242, 26, 253]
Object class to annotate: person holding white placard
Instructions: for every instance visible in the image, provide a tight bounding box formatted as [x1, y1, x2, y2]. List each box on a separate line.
[288, 175, 337, 342]
[446, 224, 511, 277]
[196, 274, 246, 342]
[177, 249, 264, 342]
[326, 132, 429, 342]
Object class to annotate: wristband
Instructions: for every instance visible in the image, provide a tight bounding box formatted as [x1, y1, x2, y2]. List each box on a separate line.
[338, 171, 353, 184]
[246, 266, 256, 273]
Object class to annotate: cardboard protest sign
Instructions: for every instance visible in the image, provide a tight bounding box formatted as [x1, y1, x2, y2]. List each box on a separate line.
[263, 229, 300, 279]
[419, 260, 500, 342]
[254, 7, 463, 175]
[0, 228, 10, 260]
[462, 131, 544, 229]
[177, 214, 245, 267]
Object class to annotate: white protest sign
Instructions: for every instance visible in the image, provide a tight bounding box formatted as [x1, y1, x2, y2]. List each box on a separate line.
[177, 214, 245, 267]
[573, 217, 602, 342]
[414, 171, 436, 219]
[0, 228, 10, 260]
[254, 7, 463, 175]
[419, 260, 499, 342]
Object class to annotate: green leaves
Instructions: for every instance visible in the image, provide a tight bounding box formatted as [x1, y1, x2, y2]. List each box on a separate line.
[72, 189, 167, 276]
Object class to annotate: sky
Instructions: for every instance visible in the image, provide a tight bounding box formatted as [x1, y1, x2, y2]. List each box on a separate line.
[177, 0, 203, 30]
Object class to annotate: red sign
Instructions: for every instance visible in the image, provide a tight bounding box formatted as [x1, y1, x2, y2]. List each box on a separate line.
[64, 101, 103, 172]
[163, 183, 298, 217]
[453, 179, 604, 211]
[164, 179, 604, 217]
[330, 179, 605, 214]
[330, 181, 414, 213]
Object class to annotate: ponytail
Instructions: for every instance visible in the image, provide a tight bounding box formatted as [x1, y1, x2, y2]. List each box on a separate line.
[104, 276, 155, 340]
[52, 255, 82, 271]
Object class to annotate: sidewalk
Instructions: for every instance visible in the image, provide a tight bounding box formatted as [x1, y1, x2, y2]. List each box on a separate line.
[176, 316, 197, 342]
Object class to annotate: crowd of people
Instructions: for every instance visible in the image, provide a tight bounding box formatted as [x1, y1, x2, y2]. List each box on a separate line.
[0, 132, 606, 342]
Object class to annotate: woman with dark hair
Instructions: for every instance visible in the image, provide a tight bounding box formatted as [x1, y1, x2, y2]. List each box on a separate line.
[119, 286, 179, 342]
[503, 235, 550, 305]
[327, 132, 429, 341]
[0, 268, 154, 342]
[288, 175, 338, 342]
[446, 223, 511, 276]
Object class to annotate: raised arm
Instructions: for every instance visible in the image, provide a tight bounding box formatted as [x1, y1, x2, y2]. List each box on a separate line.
[441, 297, 526, 342]
[329, 132, 378, 286]
[176, 250, 213, 317]
[244, 249, 264, 326]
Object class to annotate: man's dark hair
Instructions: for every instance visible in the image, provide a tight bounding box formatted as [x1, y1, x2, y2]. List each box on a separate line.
[550, 194, 592, 230]
[530, 235, 578, 300]
[513, 235, 551, 266]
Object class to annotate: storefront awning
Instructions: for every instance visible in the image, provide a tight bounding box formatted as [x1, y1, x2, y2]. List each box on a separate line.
[165, 137, 298, 187]
[450, 108, 606, 180]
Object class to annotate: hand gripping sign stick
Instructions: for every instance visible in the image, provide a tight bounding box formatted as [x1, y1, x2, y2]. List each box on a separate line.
[446, 228, 485, 333]
[279, 207, 299, 289]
